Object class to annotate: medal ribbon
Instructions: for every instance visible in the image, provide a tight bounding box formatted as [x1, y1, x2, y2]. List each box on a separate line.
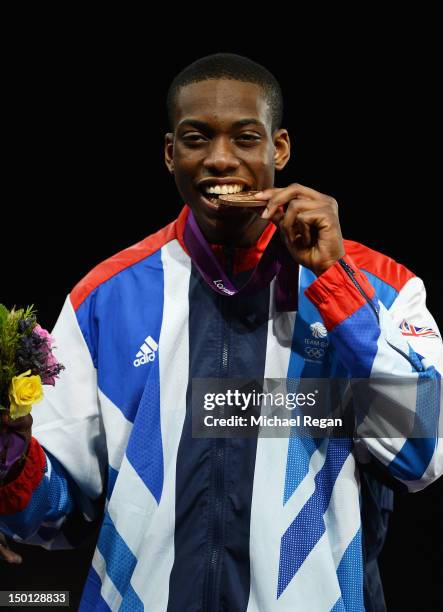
[183, 210, 298, 311]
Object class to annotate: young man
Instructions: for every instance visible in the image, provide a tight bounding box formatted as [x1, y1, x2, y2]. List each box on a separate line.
[1, 53, 442, 611]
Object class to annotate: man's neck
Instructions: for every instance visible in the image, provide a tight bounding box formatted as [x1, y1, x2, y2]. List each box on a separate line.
[207, 216, 270, 248]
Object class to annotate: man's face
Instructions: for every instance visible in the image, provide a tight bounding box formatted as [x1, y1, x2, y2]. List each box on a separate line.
[165, 79, 290, 244]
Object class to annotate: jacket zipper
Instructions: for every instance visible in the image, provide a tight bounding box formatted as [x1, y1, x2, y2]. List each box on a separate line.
[339, 259, 424, 370]
[338, 258, 379, 323]
[204, 245, 234, 612]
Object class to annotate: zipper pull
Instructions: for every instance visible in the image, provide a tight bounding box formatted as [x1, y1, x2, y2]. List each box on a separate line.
[338, 258, 379, 323]
[339, 258, 355, 275]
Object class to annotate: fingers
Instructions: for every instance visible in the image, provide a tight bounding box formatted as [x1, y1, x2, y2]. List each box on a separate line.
[259, 192, 338, 236]
[273, 202, 339, 252]
[266, 206, 285, 228]
[0, 533, 22, 564]
[254, 184, 336, 220]
[292, 214, 314, 247]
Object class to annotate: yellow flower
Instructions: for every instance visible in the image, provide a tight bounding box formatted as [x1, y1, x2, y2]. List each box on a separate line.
[8, 370, 44, 420]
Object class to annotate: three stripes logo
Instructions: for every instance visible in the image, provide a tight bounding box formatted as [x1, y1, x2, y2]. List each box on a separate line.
[133, 335, 158, 367]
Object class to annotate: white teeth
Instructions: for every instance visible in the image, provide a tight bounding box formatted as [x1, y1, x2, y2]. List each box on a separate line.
[204, 184, 244, 195]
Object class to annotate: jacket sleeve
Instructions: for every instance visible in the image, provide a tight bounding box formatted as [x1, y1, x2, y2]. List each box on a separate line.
[0, 294, 107, 548]
[305, 254, 443, 492]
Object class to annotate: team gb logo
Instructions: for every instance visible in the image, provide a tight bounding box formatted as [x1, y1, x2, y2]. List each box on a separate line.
[310, 322, 328, 339]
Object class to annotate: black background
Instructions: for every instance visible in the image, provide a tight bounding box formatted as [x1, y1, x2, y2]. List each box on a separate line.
[1, 29, 442, 612]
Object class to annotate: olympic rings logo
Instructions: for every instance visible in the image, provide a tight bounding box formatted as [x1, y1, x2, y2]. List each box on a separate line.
[305, 347, 325, 359]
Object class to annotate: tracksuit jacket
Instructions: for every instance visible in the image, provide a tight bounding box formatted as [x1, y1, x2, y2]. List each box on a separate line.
[1, 205, 442, 611]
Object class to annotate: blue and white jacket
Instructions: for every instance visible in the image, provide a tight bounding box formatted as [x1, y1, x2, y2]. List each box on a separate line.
[1, 205, 442, 611]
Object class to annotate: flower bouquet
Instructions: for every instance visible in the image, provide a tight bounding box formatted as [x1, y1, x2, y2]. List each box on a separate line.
[0, 304, 64, 481]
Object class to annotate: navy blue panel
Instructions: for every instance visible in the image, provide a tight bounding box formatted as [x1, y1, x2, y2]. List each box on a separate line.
[167, 265, 270, 612]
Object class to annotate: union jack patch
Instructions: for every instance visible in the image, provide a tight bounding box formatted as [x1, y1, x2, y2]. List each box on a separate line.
[399, 319, 440, 339]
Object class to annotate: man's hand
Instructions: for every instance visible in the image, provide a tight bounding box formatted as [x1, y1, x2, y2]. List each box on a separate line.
[0, 532, 22, 564]
[255, 183, 345, 276]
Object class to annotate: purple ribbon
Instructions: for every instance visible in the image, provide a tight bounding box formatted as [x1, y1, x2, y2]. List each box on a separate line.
[0, 430, 27, 481]
[184, 210, 298, 311]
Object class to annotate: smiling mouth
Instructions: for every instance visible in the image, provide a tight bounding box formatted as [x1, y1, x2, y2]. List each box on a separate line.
[198, 183, 250, 205]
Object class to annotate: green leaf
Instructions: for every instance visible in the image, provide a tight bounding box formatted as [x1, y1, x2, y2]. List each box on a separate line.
[0, 304, 9, 328]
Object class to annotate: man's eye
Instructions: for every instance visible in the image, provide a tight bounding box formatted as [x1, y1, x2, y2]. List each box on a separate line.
[236, 134, 261, 144]
[182, 133, 207, 144]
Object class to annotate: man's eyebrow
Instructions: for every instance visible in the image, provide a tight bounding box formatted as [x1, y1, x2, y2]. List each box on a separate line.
[232, 118, 266, 129]
[176, 119, 212, 131]
[176, 118, 266, 131]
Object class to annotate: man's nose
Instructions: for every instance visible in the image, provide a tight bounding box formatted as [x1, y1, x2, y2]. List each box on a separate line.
[203, 137, 240, 173]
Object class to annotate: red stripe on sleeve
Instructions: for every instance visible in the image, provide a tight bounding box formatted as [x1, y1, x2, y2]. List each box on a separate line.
[70, 207, 191, 311]
[343, 240, 415, 291]
[305, 255, 376, 331]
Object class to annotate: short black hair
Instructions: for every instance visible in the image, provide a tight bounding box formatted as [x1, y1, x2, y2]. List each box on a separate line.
[167, 53, 283, 133]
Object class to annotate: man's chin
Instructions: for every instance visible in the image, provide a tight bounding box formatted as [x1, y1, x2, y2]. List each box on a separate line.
[190, 197, 266, 245]
[194, 191, 255, 218]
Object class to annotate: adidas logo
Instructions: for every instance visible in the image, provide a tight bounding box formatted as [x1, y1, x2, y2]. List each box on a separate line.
[133, 336, 158, 367]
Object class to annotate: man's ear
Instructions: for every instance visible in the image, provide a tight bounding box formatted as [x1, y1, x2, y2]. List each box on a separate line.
[164, 133, 174, 173]
[273, 129, 290, 171]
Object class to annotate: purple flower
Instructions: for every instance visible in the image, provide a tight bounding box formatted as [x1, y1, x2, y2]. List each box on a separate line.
[41, 352, 59, 386]
[16, 321, 64, 385]
[33, 324, 53, 352]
